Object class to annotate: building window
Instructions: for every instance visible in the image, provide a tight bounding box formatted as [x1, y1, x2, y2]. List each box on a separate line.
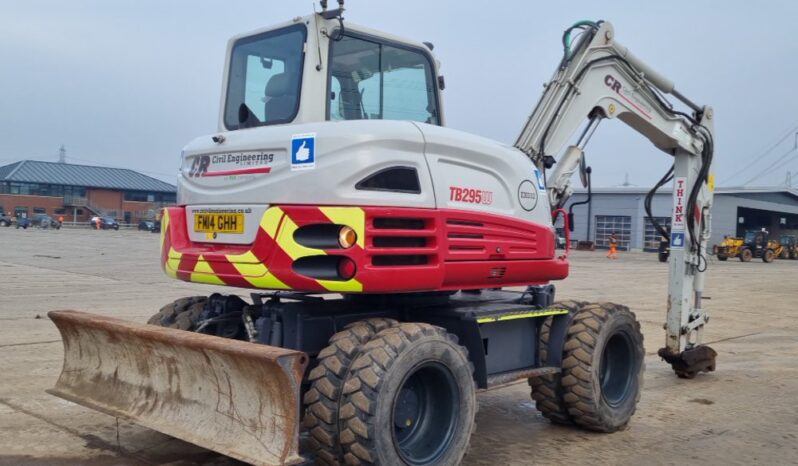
[14, 207, 28, 219]
[33, 207, 46, 214]
[595, 215, 631, 250]
[63, 186, 87, 198]
[76, 209, 84, 215]
[54, 208, 66, 215]
[644, 217, 672, 251]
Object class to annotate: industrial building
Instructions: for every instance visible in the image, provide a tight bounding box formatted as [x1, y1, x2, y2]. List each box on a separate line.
[564, 186, 798, 251]
[0, 160, 176, 224]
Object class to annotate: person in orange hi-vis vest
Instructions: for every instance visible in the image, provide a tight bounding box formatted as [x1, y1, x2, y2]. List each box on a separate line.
[607, 232, 619, 259]
[95, 217, 101, 230]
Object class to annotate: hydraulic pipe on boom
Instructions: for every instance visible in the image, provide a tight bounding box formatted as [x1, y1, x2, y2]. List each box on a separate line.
[515, 20, 717, 377]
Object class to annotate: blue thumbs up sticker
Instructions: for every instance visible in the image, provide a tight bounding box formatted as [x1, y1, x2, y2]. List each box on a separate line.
[291, 133, 316, 171]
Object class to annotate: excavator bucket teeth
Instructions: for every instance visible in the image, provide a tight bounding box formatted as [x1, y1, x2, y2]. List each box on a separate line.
[47, 310, 308, 466]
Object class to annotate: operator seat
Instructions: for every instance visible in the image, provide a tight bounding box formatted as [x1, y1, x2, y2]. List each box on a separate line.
[264, 73, 297, 122]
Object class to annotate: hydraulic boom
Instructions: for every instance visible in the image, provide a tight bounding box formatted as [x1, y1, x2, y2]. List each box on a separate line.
[516, 20, 716, 376]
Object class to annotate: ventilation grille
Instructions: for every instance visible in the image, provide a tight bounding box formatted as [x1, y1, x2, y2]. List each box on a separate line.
[369, 216, 435, 267]
[445, 216, 539, 261]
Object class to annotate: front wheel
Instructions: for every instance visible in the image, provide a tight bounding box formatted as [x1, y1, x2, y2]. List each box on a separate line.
[147, 296, 207, 330]
[529, 300, 587, 425]
[561, 303, 645, 432]
[304, 318, 398, 465]
[340, 323, 476, 466]
[763, 249, 775, 263]
[740, 248, 752, 262]
[717, 255, 728, 261]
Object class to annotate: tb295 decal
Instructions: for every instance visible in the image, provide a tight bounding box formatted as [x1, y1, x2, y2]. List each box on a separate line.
[449, 186, 493, 205]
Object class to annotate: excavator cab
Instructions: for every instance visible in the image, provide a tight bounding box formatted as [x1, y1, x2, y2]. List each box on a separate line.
[224, 13, 443, 131]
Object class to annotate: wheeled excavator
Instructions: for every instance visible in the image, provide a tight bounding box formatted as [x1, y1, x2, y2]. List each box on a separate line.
[47, 4, 718, 465]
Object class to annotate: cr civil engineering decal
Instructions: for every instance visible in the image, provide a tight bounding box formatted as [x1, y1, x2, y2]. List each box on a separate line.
[671, 176, 686, 249]
[189, 151, 275, 178]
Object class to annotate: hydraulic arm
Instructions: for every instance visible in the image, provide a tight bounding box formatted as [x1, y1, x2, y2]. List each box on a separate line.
[516, 21, 716, 377]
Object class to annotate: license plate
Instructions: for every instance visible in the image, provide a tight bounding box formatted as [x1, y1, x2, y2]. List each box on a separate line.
[193, 213, 244, 234]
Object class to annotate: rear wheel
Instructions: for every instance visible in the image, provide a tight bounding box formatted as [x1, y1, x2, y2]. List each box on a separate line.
[717, 255, 728, 261]
[763, 249, 775, 263]
[740, 248, 752, 262]
[146, 296, 207, 330]
[560, 303, 645, 432]
[304, 318, 398, 466]
[339, 323, 476, 466]
[528, 300, 587, 425]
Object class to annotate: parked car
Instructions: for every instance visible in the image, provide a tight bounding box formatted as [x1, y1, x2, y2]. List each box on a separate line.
[151, 220, 161, 233]
[16, 217, 31, 229]
[30, 214, 62, 229]
[138, 220, 156, 231]
[89, 216, 120, 230]
[0, 213, 11, 227]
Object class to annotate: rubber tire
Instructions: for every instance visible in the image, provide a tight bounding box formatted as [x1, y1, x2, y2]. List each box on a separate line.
[146, 296, 207, 330]
[763, 249, 775, 263]
[657, 252, 668, 263]
[560, 303, 645, 433]
[113, 224, 119, 230]
[740, 248, 752, 262]
[717, 255, 728, 261]
[339, 323, 476, 466]
[528, 300, 588, 425]
[0, 220, 9, 227]
[304, 318, 398, 466]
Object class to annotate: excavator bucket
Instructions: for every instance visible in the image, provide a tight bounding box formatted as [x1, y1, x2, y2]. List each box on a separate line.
[47, 310, 309, 466]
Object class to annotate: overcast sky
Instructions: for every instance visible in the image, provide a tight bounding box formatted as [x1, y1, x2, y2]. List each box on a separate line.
[2, 0, 797, 188]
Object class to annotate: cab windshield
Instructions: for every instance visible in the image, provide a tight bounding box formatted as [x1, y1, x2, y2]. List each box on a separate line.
[224, 25, 306, 129]
[328, 34, 439, 125]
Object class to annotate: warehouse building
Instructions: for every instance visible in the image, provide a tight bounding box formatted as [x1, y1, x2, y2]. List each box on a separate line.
[0, 160, 176, 224]
[564, 186, 798, 251]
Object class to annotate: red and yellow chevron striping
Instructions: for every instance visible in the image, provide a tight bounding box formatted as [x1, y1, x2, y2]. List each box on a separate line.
[161, 205, 568, 294]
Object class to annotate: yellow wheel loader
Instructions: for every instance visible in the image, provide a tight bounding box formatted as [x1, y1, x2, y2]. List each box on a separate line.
[714, 235, 743, 261]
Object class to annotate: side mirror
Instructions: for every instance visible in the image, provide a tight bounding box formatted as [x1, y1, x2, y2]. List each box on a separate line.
[567, 213, 575, 232]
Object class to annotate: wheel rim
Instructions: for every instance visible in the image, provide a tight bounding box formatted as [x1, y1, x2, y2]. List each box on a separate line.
[599, 331, 637, 407]
[392, 362, 459, 465]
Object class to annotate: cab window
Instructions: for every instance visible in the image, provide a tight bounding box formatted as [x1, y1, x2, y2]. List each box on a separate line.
[329, 34, 439, 125]
[224, 25, 306, 129]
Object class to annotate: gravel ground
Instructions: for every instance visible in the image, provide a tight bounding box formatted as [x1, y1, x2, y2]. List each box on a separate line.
[0, 227, 796, 465]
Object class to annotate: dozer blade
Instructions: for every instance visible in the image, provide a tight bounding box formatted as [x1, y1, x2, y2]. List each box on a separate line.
[47, 310, 309, 466]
